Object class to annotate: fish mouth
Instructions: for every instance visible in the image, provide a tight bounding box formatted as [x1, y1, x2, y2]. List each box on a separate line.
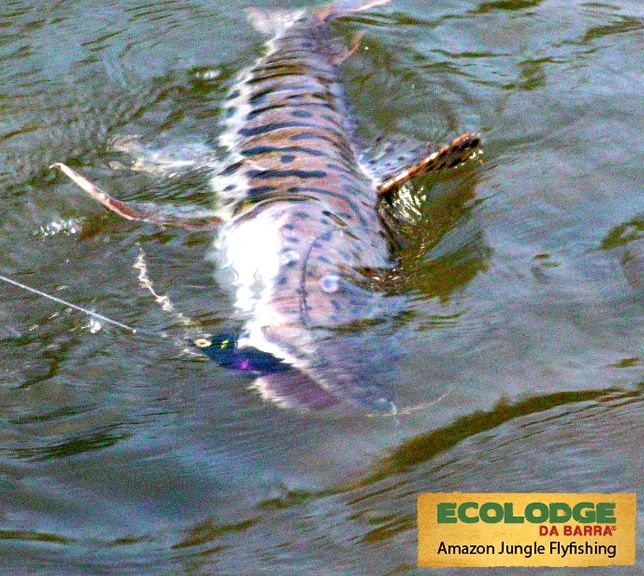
[193, 331, 398, 415]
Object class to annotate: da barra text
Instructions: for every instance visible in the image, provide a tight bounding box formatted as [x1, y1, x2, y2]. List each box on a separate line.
[418, 493, 636, 567]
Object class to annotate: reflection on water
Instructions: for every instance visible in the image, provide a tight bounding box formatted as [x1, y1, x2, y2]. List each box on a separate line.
[0, 0, 642, 574]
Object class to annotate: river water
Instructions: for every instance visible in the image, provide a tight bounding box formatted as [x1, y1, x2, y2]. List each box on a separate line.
[0, 1, 641, 574]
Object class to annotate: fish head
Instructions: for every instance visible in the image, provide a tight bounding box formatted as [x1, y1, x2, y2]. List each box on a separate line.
[198, 329, 401, 415]
[211, 227, 404, 414]
[195, 329, 399, 414]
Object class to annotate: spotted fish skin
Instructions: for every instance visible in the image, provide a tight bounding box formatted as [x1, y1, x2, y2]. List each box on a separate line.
[216, 8, 382, 231]
[211, 5, 402, 413]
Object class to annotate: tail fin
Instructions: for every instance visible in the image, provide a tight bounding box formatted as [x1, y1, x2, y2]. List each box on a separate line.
[245, 8, 306, 36]
[247, 2, 391, 34]
[316, 0, 392, 22]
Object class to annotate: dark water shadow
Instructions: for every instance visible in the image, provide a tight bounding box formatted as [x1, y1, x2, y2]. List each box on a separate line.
[255, 386, 638, 507]
[393, 167, 491, 303]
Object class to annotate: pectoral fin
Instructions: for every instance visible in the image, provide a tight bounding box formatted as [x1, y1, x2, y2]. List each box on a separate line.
[111, 136, 215, 177]
[377, 132, 481, 196]
[51, 163, 222, 231]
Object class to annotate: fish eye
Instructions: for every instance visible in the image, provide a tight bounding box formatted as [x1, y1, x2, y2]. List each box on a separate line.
[320, 274, 340, 293]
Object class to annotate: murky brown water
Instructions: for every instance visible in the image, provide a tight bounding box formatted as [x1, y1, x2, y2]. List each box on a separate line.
[0, 1, 641, 574]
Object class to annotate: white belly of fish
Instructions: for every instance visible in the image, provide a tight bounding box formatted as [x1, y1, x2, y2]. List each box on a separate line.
[215, 211, 301, 363]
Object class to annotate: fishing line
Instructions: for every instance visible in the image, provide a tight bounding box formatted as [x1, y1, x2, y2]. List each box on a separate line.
[0, 249, 212, 355]
[133, 247, 210, 357]
[133, 249, 196, 331]
[0, 273, 138, 334]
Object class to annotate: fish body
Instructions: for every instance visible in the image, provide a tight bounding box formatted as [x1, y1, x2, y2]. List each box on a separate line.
[50, 1, 481, 413]
[212, 5, 399, 412]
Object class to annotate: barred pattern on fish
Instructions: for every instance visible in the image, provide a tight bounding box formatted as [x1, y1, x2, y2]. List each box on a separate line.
[51, 1, 482, 414]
